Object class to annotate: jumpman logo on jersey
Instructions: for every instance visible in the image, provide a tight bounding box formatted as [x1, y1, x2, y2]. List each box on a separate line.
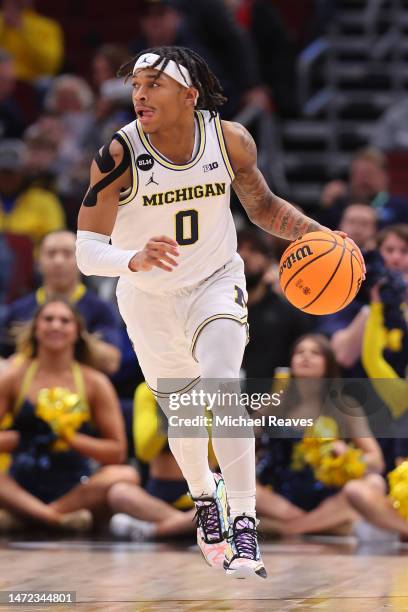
[146, 172, 159, 187]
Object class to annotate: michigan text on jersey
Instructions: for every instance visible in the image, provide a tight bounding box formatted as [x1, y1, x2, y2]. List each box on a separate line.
[142, 182, 227, 206]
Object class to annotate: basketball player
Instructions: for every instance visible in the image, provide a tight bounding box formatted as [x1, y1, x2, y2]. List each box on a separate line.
[76, 47, 364, 579]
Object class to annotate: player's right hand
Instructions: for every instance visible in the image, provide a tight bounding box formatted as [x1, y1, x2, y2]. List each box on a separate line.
[128, 235, 179, 272]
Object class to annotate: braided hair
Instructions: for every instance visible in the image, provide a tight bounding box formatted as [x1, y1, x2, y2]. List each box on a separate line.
[118, 46, 227, 119]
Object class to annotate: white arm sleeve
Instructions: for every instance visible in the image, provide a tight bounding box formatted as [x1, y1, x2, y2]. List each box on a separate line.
[76, 230, 137, 277]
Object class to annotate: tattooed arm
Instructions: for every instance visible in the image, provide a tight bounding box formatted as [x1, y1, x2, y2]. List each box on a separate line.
[222, 121, 324, 240]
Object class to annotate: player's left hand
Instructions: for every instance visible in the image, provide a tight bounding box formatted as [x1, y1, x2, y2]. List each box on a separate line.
[333, 230, 366, 279]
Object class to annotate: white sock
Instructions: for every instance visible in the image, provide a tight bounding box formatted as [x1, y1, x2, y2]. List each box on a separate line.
[228, 489, 256, 520]
[168, 435, 215, 498]
[212, 437, 256, 519]
[195, 319, 256, 520]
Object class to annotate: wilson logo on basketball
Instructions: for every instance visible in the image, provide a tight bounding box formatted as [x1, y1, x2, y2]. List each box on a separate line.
[279, 245, 314, 276]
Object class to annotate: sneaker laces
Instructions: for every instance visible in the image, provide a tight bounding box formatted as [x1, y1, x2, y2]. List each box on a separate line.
[194, 498, 222, 541]
[228, 516, 257, 559]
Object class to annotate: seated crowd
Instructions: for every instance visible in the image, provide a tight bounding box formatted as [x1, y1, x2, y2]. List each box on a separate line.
[1, 0, 408, 546]
[0, 217, 407, 544]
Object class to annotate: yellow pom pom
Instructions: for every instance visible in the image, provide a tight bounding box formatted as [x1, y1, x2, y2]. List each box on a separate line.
[300, 438, 325, 468]
[314, 446, 367, 487]
[291, 416, 339, 472]
[291, 415, 366, 487]
[36, 387, 89, 446]
[388, 460, 408, 520]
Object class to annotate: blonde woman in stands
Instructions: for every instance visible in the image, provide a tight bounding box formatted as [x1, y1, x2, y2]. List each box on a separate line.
[0, 298, 136, 532]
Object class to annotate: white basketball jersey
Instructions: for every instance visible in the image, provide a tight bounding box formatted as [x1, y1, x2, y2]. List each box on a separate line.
[111, 110, 237, 293]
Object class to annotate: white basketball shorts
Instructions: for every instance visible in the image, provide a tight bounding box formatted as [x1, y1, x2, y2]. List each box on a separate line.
[116, 253, 248, 396]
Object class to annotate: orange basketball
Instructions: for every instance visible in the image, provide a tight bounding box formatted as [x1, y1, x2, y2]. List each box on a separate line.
[279, 231, 363, 315]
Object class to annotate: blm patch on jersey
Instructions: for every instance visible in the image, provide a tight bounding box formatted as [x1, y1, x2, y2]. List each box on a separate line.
[137, 154, 154, 171]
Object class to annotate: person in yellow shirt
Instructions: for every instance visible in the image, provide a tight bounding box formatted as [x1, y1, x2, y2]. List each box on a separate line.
[341, 285, 408, 541]
[0, 139, 65, 247]
[362, 284, 408, 418]
[0, 0, 63, 82]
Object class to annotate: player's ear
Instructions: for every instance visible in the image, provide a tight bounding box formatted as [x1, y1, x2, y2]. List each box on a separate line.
[185, 87, 199, 109]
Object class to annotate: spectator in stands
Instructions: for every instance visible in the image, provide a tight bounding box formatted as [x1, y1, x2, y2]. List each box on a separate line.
[90, 44, 132, 139]
[22, 113, 85, 228]
[0, 0, 63, 83]
[83, 47, 133, 164]
[320, 225, 408, 375]
[0, 49, 24, 138]
[339, 204, 377, 251]
[0, 230, 122, 375]
[0, 138, 65, 247]
[319, 203, 377, 372]
[42, 75, 95, 204]
[43, 75, 94, 155]
[256, 334, 384, 536]
[0, 298, 137, 532]
[91, 44, 129, 94]
[130, 0, 269, 118]
[318, 148, 408, 230]
[225, 0, 297, 114]
[238, 229, 312, 390]
[340, 287, 408, 541]
[88, 80, 133, 150]
[362, 284, 408, 420]
[109, 382, 198, 541]
[23, 120, 60, 192]
[378, 224, 408, 282]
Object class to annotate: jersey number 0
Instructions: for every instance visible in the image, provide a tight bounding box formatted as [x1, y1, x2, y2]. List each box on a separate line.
[175, 210, 199, 245]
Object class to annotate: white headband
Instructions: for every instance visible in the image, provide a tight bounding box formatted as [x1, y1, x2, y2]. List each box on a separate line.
[133, 53, 193, 88]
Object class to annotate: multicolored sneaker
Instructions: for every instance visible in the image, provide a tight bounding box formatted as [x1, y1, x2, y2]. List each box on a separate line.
[193, 474, 229, 568]
[224, 515, 267, 579]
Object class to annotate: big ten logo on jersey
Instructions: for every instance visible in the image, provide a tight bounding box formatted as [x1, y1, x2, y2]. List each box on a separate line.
[203, 161, 219, 173]
[137, 154, 154, 171]
[234, 285, 246, 308]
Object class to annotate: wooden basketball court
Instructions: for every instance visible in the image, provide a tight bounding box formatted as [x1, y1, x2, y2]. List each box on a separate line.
[1, 536, 408, 610]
